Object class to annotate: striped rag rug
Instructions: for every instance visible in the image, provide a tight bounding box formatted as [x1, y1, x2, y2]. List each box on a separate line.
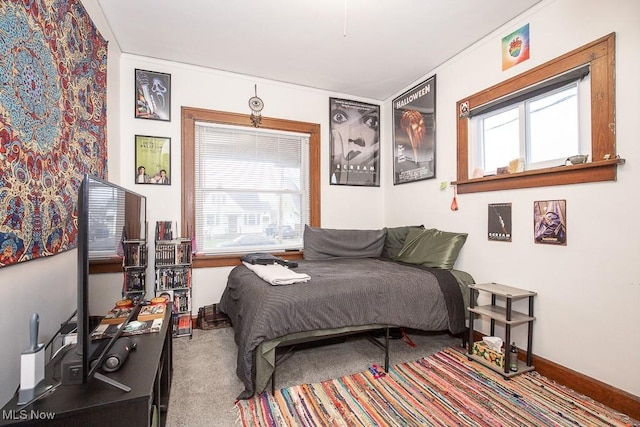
[236, 347, 638, 426]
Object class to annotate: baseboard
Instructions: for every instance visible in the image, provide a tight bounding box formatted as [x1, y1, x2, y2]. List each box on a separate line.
[468, 330, 640, 420]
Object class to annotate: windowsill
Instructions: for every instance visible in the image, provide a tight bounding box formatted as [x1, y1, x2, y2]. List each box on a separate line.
[453, 158, 625, 194]
[193, 250, 304, 268]
[89, 257, 124, 274]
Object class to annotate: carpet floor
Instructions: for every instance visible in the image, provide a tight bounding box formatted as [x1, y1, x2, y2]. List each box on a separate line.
[236, 347, 638, 427]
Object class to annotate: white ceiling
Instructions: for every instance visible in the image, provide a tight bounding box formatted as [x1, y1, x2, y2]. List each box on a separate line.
[97, 0, 542, 101]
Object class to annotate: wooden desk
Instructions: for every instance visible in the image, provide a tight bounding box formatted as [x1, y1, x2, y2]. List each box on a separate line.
[1, 311, 172, 426]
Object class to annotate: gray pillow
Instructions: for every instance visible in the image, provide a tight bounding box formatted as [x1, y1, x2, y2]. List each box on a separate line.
[303, 225, 386, 260]
[381, 225, 424, 259]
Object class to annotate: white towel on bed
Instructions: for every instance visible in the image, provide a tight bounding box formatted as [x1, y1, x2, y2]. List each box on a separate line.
[242, 261, 311, 286]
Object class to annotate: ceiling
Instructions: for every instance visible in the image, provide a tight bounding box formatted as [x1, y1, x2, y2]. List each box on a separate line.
[97, 0, 542, 101]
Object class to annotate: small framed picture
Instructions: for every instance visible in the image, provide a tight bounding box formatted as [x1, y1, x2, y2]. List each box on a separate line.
[135, 135, 171, 185]
[488, 203, 512, 242]
[533, 200, 566, 245]
[135, 69, 171, 121]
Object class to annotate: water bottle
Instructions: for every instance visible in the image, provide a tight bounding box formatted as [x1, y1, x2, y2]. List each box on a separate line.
[509, 342, 518, 372]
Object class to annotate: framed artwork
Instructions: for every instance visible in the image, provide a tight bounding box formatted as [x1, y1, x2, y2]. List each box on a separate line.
[502, 24, 530, 71]
[488, 203, 512, 242]
[135, 69, 171, 121]
[135, 135, 171, 185]
[329, 98, 380, 186]
[533, 200, 566, 245]
[392, 75, 436, 185]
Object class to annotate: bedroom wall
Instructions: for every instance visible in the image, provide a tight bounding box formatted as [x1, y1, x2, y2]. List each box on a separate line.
[383, 0, 640, 397]
[0, 0, 123, 408]
[108, 55, 388, 310]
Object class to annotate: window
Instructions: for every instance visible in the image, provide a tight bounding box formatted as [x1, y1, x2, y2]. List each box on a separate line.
[194, 123, 309, 254]
[181, 108, 321, 267]
[455, 33, 622, 194]
[470, 75, 588, 175]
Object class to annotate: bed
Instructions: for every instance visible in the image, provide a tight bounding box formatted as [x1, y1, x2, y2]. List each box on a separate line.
[219, 225, 474, 399]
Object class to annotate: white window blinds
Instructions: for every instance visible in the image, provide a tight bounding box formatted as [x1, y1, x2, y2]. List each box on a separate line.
[194, 122, 309, 254]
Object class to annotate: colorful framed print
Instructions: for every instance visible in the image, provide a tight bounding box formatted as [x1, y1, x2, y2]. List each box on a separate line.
[392, 75, 436, 185]
[135, 135, 171, 185]
[488, 203, 512, 242]
[533, 199, 566, 245]
[502, 24, 530, 71]
[135, 69, 171, 121]
[329, 98, 381, 186]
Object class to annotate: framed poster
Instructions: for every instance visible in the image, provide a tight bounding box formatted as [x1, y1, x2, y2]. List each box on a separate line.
[488, 203, 512, 242]
[329, 98, 380, 186]
[135, 135, 171, 185]
[135, 69, 171, 121]
[533, 200, 566, 245]
[392, 75, 436, 185]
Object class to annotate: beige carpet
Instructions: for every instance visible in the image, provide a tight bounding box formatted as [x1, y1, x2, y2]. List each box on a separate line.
[165, 327, 461, 426]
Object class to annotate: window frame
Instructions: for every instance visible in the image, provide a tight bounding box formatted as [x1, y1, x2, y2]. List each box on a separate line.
[455, 33, 623, 194]
[181, 107, 321, 268]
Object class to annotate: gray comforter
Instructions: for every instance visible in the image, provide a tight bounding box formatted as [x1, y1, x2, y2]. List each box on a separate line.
[218, 257, 466, 398]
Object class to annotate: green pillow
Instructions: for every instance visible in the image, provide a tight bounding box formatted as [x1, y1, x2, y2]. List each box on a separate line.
[381, 225, 424, 259]
[394, 228, 468, 270]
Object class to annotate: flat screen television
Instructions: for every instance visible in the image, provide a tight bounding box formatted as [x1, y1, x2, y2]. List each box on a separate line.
[62, 174, 147, 390]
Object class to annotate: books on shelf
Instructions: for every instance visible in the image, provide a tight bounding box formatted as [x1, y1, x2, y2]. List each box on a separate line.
[123, 270, 146, 293]
[156, 267, 191, 290]
[123, 242, 147, 267]
[155, 221, 174, 241]
[174, 313, 192, 336]
[155, 242, 192, 266]
[172, 289, 190, 313]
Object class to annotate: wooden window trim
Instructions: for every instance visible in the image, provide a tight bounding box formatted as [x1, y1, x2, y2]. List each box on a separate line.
[454, 33, 623, 194]
[181, 107, 321, 268]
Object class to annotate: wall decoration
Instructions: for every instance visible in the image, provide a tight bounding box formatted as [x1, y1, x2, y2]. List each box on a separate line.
[488, 203, 512, 242]
[135, 69, 171, 121]
[0, 0, 108, 267]
[392, 76, 436, 185]
[502, 24, 530, 71]
[135, 136, 171, 185]
[534, 200, 566, 245]
[329, 98, 380, 186]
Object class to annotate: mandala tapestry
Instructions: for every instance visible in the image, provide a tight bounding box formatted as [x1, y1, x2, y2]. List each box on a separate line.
[0, 0, 108, 267]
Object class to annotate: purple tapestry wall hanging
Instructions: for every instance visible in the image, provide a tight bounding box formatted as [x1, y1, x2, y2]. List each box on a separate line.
[0, 0, 108, 267]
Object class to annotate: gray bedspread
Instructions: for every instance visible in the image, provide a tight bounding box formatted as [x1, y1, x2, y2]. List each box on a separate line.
[218, 257, 466, 399]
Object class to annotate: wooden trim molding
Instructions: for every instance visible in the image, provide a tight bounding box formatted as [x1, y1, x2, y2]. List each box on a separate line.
[181, 107, 321, 267]
[455, 33, 620, 194]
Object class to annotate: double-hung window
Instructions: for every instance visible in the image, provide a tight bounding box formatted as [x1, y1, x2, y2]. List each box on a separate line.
[469, 66, 590, 176]
[194, 123, 309, 254]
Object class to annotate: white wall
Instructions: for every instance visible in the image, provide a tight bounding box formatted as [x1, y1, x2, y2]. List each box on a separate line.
[113, 55, 387, 308]
[384, 0, 640, 397]
[0, 0, 123, 407]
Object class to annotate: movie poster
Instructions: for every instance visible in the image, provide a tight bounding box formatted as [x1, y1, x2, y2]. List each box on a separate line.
[533, 200, 567, 245]
[488, 203, 512, 242]
[392, 76, 436, 184]
[329, 98, 380, 186]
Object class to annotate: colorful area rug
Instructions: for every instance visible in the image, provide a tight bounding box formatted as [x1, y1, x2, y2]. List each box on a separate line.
[237, 347, 638, 426]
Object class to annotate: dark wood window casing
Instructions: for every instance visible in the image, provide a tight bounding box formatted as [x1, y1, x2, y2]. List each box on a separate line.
[454, 33, 624, 194]
[181, 107, 321, 268]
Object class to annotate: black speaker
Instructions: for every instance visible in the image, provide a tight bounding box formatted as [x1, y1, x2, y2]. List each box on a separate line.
[102, 337, 135, 373]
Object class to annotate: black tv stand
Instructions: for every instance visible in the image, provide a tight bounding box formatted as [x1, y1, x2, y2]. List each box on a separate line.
[1, 311, 172, 426]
